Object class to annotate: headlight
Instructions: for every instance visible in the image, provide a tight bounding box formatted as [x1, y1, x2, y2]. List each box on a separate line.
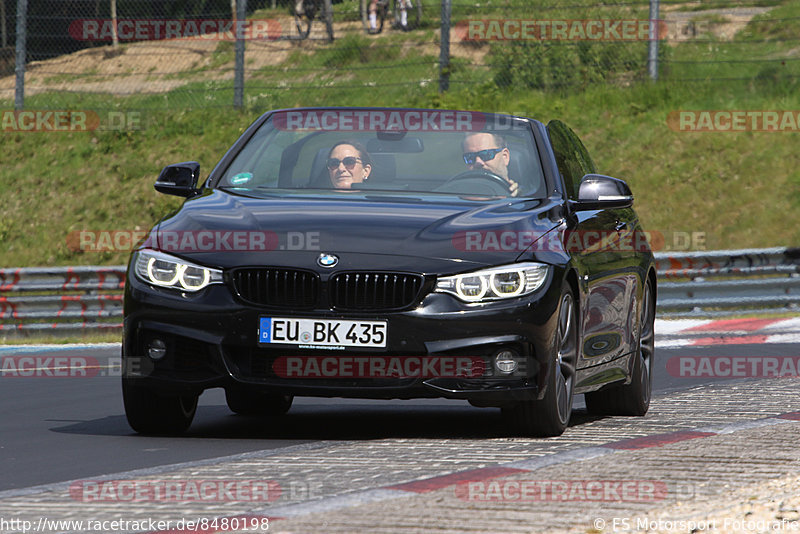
[435, 262, 549, 303]
[133, 249, 223, 291]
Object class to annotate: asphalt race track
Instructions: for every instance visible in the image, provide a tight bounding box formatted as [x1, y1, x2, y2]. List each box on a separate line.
[1, 317, 800, 532]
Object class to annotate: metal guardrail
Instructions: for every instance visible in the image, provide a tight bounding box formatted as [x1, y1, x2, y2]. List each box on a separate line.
[0, 266, 125, 337]
[655, 247, 800, 318]
[1, 248, 799, 338]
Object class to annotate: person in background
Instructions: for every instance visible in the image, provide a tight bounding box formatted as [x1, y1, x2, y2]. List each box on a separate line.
[369, 0, 413, 33]
[368, 0, 380, 33]
[327, 141, 373, 189]
[396, 0, 413, 31]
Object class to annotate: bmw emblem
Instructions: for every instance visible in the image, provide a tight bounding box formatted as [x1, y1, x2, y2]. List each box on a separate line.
[317, 253, 339, 268]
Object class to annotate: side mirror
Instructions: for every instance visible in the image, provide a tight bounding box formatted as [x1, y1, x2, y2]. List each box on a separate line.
[573, 174, 633, 210]
[154, 162, 201, 197]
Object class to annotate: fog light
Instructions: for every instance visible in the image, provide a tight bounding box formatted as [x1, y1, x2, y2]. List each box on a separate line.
[494, 350, 518, 374]
[147, 338, 167, 361]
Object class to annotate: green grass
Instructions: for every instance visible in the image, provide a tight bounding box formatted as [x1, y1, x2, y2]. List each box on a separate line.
[1, 0, 799, 267]
[669, 0, 782, 11]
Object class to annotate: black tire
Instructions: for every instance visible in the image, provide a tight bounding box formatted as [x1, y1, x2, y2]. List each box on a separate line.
[503, 286, 577, 437]
[584, 278, 655, 416]
[225, 387, 293, 416]
[122, 380, 198, 435]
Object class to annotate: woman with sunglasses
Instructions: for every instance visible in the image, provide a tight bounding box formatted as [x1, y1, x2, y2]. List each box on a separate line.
[326, 141, 373, 189]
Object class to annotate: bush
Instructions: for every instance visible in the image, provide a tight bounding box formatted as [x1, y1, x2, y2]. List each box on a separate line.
[489, 40, 653, 91]
[321, 33, 401, 67]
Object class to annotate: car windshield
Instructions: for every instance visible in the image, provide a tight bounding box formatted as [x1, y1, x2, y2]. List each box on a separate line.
[216, 109, 547, 199]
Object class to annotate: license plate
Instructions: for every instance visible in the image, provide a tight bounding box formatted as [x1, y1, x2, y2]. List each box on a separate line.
[259, 317, 387, 348]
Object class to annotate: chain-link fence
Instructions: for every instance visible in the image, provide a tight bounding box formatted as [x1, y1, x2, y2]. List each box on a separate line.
[1, 0, 799, 111]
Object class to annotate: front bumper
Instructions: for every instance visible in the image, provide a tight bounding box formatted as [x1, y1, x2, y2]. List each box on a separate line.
[122, 265, 563, 404]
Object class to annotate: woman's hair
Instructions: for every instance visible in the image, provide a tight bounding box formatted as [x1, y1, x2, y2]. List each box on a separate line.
[328, 140, 373, 168]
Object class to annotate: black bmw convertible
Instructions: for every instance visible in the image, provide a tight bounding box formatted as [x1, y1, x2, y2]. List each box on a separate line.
[122, 107, 656, 437]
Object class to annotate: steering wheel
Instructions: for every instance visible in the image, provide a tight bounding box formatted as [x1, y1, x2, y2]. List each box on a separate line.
[439, 170, 514, 196]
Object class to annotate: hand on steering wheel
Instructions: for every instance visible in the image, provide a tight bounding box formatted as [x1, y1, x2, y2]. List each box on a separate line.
[445, 170, 520, 196]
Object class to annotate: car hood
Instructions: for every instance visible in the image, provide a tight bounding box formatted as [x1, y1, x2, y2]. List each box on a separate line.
[150, 190, 563, 272]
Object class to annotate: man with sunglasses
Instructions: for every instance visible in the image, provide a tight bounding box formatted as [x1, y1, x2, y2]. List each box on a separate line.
[326, 141, 373, 189]
[462, 132, 520, 196]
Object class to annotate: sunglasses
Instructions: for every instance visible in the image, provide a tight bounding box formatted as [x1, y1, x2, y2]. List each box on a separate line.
[326, 157, 363, 170]
[463, 148, 504, 166]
